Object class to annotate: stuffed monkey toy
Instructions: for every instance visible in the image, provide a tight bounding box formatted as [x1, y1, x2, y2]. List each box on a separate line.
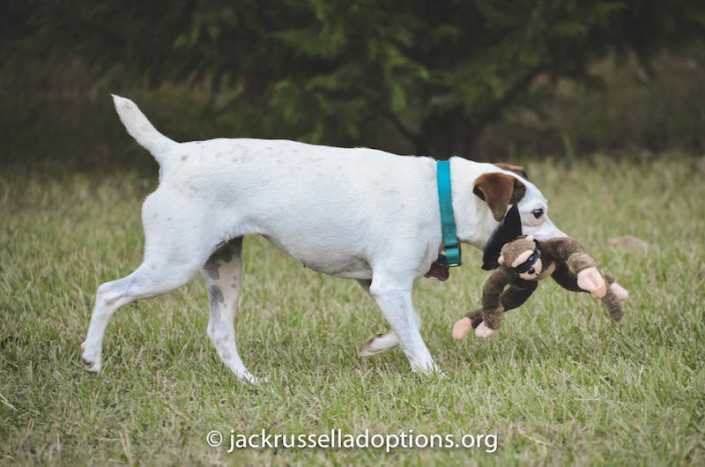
[452, 235, 629, 340]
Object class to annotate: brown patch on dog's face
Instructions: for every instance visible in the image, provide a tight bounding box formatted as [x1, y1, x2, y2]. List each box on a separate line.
[509, 178, 526, 205]
[473, 173, 526, 221]
[495, 163, 527, 204]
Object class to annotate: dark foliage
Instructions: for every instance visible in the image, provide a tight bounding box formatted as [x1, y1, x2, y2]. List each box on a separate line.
[3, 0, 705, 156]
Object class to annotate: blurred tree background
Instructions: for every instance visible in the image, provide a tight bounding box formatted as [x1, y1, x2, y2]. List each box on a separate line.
[2, 0, 704, 173]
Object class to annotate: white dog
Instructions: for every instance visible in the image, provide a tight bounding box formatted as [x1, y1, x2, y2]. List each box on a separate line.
[81, 96, 569, 382]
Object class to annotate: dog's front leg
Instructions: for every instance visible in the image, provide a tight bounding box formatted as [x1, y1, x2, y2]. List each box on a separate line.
[358, 280, 422, 357]
[368, 274, 439, 375]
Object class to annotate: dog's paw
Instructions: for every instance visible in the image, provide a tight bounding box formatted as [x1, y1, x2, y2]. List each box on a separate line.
[359, 332, 399, 357]
[577, 267, 607, 298]
[81, 357, 101, 373]
[410, 360, 444, 377]
[239, 372, 265, 384]
[474, 322, 496, 339]
[80, 343, 102, 373]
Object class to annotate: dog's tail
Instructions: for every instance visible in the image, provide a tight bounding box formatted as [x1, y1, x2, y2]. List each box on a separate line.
[112, 95, 178, 164]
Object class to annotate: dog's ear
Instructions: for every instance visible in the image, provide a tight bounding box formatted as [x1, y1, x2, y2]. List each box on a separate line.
[473, 173, 524, 221]
[495, 163, 528, 180]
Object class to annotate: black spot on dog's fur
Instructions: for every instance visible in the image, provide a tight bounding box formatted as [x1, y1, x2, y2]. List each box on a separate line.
[209, 286, 225, 307]
[203, 245, 235, 280]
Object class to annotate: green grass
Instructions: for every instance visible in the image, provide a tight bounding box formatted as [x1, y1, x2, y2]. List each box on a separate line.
[1, 156, 704, 465]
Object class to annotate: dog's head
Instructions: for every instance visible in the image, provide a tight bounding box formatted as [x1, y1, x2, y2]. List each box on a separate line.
[472, 163, 566, 267]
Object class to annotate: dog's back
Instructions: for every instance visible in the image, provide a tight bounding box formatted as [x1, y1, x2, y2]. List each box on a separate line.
[113, 96, 440, 278]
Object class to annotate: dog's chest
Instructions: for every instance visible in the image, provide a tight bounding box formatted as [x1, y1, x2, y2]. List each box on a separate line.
[302, 257, 373, 280]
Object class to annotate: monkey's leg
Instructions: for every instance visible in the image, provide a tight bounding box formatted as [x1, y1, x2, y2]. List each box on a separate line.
[467, 281, 539, 328]
[466, 308, 484, 329]
[551, 262, 583, 292]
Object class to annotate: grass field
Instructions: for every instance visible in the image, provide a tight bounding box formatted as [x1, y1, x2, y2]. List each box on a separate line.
[1, 155, 704, 465]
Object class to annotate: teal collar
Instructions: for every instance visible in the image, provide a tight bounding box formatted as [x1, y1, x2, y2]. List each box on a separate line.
[435, 160, 462, 267]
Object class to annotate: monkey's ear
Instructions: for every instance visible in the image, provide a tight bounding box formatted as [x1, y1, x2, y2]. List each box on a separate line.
[525, 235, 534, 242]
[473, 173, 524, 221]
[495, 163, 528, 180]
[498, 255, 505, 265]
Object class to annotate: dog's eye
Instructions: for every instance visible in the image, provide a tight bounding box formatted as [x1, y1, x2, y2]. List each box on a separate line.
[532, 209, 543, 219]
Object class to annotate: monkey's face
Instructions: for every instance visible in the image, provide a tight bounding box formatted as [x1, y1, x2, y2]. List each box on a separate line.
[498, 235, 542, 280]
[518, 257, 542, 280]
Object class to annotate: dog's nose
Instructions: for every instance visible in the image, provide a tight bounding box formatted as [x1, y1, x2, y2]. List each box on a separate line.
[534, 230, 567, 241]
[531, 219, 567, 241]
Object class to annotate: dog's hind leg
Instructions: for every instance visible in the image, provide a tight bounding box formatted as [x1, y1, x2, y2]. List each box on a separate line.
[358, 279, 422, 357]
[200, 237, 257, 382]
[81, 190, 210, 373]
[80, 256, 205, 373]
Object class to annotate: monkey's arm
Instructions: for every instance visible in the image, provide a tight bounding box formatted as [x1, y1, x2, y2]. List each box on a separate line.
[551, 261, 623, 320]
[453, 269, 537, 340]
[539, 238, 596, 273]
[552, 262, 616, 292]
[551, 262, 583, 292]
[540, 238, 611, 297]
[467, 281, 539, 328]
